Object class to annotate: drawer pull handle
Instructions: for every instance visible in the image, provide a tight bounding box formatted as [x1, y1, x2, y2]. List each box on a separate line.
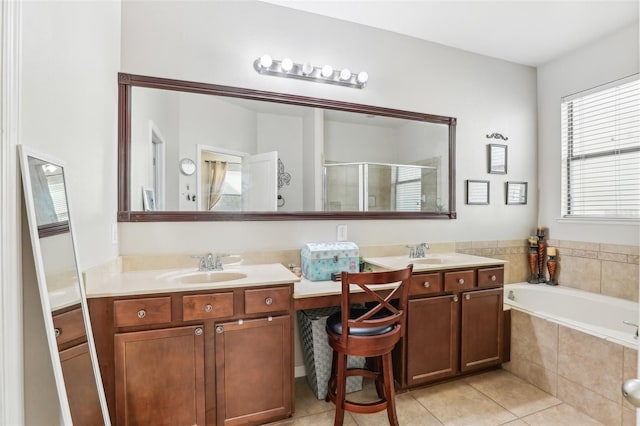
[457, 278, 465, 285]
[465, 294, 471, 300]
[423, 282, 430, 288]
[204, 304, 213, 313]
[54, 328, 62, 337]
[265, 297, 273, 305]
[195, 327, 203, 336]
[453, 295, 459, 303]
[491, 275, 497, 281]
[137, 309, 146, 319]
[215, 325, 223, 334]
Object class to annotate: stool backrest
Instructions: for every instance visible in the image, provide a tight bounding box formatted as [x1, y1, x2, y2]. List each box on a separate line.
[338, 265, 413, 344]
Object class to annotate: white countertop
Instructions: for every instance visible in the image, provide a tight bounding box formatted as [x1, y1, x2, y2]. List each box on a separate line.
[86, 263, 300, 298]
[364, 252, 506, 272]
[294, 278, 400, 299]
[293, 253, 507, 300]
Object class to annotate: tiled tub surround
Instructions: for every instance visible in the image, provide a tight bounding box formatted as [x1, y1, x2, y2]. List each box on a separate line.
[504, 308, 638, 426]
[546, 239, 639, 302]
[455, 239, 529, 284]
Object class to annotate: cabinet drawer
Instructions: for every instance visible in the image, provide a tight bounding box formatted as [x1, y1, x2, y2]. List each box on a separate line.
[409, 273, 442, 296]
[183, 293, 234, 321]
[477, 267, 504, 288]
[444, 270, 475, 292]
[244, 286, 290, 315]
[53, 307, 86, 346]
[114, 297, 172, 327]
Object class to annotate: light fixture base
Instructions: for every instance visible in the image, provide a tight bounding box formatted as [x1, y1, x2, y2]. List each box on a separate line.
[254, 57, 367, 89]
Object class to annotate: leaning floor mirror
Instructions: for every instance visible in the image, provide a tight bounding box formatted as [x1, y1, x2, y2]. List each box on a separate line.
[19, 145, 111, 425]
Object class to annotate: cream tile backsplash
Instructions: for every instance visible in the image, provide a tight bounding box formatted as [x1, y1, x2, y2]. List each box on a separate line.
[547, 239, 639, 302]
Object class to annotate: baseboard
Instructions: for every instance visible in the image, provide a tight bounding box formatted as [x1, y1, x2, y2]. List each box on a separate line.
[295, 365, 306, 378]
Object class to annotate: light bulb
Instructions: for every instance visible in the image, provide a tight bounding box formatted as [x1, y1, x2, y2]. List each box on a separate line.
[321, 65, 334, 78]
[301, 62, 314, 75]
[281, 58, 293, 72]
[259, 54, 273, 69]
[339, 69, 352, 81]
[357, 71, 369, 84]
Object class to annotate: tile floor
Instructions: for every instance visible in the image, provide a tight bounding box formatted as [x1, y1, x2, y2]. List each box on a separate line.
[268, 369, 606, 425]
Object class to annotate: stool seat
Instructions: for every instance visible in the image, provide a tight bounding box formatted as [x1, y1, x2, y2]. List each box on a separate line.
[326, 309, 395, 336]
[326, 265, 413, 426]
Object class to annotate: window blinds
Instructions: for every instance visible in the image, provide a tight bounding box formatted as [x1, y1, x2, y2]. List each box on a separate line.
[560, 76, 640, 219]
[395, 166, 422, 212]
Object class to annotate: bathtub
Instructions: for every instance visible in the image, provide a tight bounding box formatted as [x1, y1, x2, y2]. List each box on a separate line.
[504, 283, 639, 349]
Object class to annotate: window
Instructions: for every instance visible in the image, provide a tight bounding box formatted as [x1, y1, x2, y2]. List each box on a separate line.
[395, 166, 422, 212]
[561, 76, 640, 219]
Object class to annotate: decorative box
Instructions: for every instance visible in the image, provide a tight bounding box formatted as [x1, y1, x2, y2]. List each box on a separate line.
[301, 242, 359, 282]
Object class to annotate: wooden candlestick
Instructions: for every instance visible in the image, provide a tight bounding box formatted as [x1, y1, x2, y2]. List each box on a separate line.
[547, 256, 558, 286]
[527, 245, 538, 284]
[537, 241, 546, 283]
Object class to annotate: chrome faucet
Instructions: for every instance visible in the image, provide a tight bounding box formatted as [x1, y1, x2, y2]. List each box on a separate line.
[407, 242, 430, 259]
[623, 320, 639, 340]
[193, 253, 229, 271]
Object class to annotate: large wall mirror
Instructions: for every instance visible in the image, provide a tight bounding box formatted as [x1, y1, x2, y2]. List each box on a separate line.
[118, 73, 457, 221]
[19, 146, 111, 425]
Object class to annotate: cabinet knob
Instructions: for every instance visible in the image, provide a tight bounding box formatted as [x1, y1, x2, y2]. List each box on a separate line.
[204, 304, 213, 313]
[452, 295, 459, 302]
[491, 275, 497, 281]
[195, 327, 203, 336]
[54, 328, 62, 337]
[457, 278, 465, 285]
[215, 325, 224, 334]
[465, 294, 471, 300]
[423, 282, 430, 288]
[265, 297, 273, 305]
[137, 309, 146, 319]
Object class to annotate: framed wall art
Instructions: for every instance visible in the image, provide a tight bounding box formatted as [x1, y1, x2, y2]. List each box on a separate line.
[488, 144, 507, 174]
[506, 181, 528, 205]
[466, 180, 490, 205]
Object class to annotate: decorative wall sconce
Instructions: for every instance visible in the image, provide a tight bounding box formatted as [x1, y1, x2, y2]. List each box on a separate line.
[254, 54, 369, 89]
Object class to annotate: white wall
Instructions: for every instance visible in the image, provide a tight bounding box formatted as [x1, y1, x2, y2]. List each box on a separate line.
[22, 0, 121, 268]
[537, 23, 639, 245]
[119, 0, 538, 253]
[20, 0, 121, 419]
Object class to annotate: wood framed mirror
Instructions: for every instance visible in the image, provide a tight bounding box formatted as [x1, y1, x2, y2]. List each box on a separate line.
[19, 145, 111, 425]
[118, 73, 457, 221]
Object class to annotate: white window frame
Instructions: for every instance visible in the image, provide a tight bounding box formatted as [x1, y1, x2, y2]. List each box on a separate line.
[560, 74, 640, 222]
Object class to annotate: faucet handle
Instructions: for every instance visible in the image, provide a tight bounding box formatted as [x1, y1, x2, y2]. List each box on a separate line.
[212, 253, 231, 270]
[191, 255, 207, 271]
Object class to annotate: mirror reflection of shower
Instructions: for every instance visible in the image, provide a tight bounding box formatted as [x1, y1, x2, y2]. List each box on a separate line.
[323, 162, 440, 212]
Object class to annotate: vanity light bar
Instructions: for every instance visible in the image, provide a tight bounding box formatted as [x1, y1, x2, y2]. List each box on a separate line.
[253, 55, 368, 89]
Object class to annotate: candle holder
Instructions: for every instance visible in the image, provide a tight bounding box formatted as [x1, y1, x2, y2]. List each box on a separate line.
[527, 243, 539, 284]
[536, 228, 546, 284]
[546, 255, 558, 286]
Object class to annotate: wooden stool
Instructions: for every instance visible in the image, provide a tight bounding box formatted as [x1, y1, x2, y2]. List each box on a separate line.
[326, 265, 413, 426]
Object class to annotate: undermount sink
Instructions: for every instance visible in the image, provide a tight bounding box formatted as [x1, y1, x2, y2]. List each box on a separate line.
[177, 271, 247, 284]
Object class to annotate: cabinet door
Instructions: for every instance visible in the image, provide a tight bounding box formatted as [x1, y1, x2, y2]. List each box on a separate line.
[215, 315, 292, 426]
[460, 288, 503, 373]
[114, 325, 205, 426]
[406, 295, 459, 386]
[59, 342, 104, 425]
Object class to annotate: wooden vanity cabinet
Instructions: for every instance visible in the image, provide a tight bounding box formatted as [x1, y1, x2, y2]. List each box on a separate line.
[53, 305, 104, 425]
[396, 266, 505, 389]
[88, 283, 294, 426]
[215, 285, 293, 426]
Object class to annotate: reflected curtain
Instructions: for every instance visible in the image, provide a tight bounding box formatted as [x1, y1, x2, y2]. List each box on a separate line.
[208, 161, 228, 210]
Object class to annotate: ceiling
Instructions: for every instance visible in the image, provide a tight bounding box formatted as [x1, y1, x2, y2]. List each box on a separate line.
[260, 0, 638, 67]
